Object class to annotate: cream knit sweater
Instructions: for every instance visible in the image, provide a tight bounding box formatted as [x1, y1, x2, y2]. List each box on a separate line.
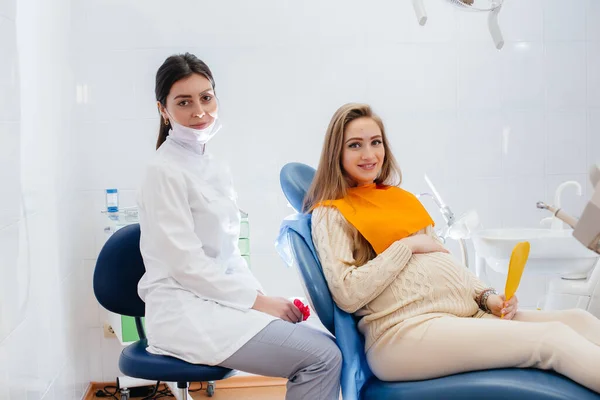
[311, 206, 490, 351]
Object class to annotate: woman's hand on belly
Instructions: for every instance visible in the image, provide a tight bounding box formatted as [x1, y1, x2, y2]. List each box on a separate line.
[401, 234, 450, 255]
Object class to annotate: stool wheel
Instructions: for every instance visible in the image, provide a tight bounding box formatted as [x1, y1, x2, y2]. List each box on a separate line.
[207, 381, 216, 397]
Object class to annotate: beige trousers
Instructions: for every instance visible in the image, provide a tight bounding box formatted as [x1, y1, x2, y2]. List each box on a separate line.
[366, 309, 600, 393]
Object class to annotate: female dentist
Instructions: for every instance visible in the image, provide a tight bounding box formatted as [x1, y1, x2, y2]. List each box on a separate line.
[137, 53, 342, 399]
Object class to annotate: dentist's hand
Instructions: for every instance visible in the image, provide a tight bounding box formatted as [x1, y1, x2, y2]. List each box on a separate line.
[252, 293, 303, 323]
[487, 294, 519, 320]
[401, 234, 450, 254]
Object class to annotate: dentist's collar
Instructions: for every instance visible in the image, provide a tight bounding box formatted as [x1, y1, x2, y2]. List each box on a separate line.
[168, 136, 206, 155]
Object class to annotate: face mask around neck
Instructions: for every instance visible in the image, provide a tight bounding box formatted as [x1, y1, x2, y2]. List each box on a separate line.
[166, 110, 222, 144]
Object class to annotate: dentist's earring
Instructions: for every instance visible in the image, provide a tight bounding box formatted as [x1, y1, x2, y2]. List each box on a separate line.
[164, 117, 169, 126]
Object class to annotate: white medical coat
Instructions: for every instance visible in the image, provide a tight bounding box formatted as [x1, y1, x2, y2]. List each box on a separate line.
[137, 137, 276, 365]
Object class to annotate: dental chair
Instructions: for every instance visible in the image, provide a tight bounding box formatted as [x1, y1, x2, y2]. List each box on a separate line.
[276, 162, 600, 400]
[93, 223, 234, 400]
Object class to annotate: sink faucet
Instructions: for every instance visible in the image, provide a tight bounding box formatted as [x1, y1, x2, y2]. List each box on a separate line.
[551, 181, 582, 230]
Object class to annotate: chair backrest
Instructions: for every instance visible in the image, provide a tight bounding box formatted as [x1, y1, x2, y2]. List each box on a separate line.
[280, 162, 376, 399]
[287, 229, 336, 333]
[279, 163, 335, 333]
[93, 223, 146, 317]
[280, 162, 316, 213]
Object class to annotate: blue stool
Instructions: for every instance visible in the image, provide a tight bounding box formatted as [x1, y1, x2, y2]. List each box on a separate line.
[93, 224, 234, 399]
[277, 162, 600, 400]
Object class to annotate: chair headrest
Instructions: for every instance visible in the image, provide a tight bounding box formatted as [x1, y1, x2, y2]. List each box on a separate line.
[93, 224, 146, 317]
[280, 162, 316, 213]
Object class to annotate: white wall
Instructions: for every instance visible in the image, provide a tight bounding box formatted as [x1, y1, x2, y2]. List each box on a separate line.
[0, 0, 93, 398]
[67, 0, 600, 385]
[1, 0, 599, 397]
[0, 2, 22, 399]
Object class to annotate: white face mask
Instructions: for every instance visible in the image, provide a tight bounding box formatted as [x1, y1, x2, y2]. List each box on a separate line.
[166, 110, 222, 145]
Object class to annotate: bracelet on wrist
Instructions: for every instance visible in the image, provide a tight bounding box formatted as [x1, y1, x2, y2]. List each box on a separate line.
[477, 288, 498, 313]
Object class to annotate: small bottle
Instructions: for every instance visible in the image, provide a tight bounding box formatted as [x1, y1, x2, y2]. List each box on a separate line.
[106, 189, 119, 220]
[239, 209, 251, 268]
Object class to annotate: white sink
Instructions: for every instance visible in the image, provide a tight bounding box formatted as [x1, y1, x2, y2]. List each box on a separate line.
[471, 228, 599, 279]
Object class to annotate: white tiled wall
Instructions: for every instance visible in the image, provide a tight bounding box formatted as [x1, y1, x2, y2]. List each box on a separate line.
[0, 1, 25, 399]
[1, 0, 599, 398]
[0, 0, 91, 398]
[67, 0, 600, 385]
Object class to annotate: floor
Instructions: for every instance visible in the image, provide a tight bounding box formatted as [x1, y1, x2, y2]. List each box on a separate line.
[92, 383, 287, 399]
[190, 386, 286, 399]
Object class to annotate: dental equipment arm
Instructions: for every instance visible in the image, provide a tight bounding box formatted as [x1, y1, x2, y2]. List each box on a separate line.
[419, 175, 469, 268]
[573, 164, 600, 254]
[536, 201, 578, 230]
[537, 164, 600, 255]
[413, 0, 427, 26]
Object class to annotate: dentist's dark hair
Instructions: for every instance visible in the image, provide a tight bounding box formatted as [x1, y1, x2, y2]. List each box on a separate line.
[155, 53, 216, 149]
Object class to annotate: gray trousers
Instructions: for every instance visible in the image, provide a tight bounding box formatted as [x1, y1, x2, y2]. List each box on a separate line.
[219, 319, 342, 399]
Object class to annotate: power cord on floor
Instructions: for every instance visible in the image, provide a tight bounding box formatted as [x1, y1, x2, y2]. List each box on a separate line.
[145, 382, 203, 398]
[141, 382, 174, 399]
[141, 382, 162, 399]
[94, 385, 119, 399]
[189, 382, 203, 392]
[95, 381, 203, 399]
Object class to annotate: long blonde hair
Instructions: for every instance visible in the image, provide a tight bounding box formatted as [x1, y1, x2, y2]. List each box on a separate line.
[305, 103, 402, 265]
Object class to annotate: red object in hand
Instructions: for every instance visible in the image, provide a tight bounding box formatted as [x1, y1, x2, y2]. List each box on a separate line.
[293, 299, 311, 321]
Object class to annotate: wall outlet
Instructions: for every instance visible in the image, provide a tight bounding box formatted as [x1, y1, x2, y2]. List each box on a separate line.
[103, 322, 116, 338]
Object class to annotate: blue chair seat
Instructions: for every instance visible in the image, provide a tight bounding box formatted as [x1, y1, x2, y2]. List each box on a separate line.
[363, 368, 598, 400]
[93, 224, 235, 397]
[119, 339, 234, 383]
